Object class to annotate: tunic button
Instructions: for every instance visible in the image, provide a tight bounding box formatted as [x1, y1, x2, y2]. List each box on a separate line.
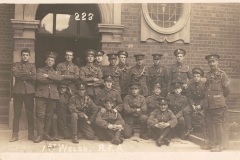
[49, 86, 50, 89]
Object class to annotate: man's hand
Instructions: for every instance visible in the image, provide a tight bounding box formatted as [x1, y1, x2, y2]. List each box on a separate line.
[136, 108, 141, 112]
[182, 84, 188, 89]
[43, 74, 49, 78]
[196, 105, 202, 110]
[93, 78, 99, 82]
[84, 115, 88, 119]
[86, 120, 91, 125]
[113, 109, 117, 113]
[114, 125, 123, 131]
[101, 108, 106, 113]
[192, 105, 197, 111]
[108, 124, 114, 130]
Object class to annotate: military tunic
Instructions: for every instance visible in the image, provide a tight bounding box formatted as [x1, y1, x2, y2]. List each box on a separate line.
[93, 61, 103, 71]
[148, 65, 168, 96]
[117, 62, 130, 97]
[146, 94, 164, 115]
[69, 94, 98, 139]
[79, 63, 104, 98]
[102, 65, 122, 94]
[56, 61, 79, 94]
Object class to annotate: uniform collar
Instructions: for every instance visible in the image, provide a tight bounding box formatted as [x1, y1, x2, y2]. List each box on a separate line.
[94, 61, 102, 66]
[43, 65, 54, 71]
[64, 61, 73, 66]
[153, 94, 163, 99]
[20, 60, 29, 65]
[86, 63, 95, 68]
[176, 62, 183, 67]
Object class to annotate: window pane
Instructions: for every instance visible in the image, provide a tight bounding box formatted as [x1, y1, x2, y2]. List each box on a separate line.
[56, 14, 77, 36]
[39, 13, 53, 34]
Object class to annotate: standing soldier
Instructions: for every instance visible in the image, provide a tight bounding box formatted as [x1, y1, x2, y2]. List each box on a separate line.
[52, 82, 72, 140]
[147, 97, 178, 147]
[79, 49, 104, 100]
[184, 68, 206, 138]
[168, 49, 192, 96]
[69, 83, 98, 143]
[166, 82, 189, 139]
[95, 75, 123, 113]
[128, 54, 149, 97]
[123, 82, 149, 140]
[117, 50, 130, 99]
[34, 52, 63, 143]
[94, 50, 104, 71]
[56, 50, 79, 95]
[202, 54, 231, 152]
[148, 54, 168, 97]
[102, 53, 122, 94]
[10, 48, 36, 142]
[95, 97, 125, 145]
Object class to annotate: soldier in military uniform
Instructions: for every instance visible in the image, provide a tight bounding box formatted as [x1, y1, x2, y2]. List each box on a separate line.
[184, 67, 206, 138]
[168, 49, 192, 96]
[56, 50, 79, 95]
[148, 54, 168, 97]
[201, 54, 231, 152]
[79, 49, 104, 100]
[95, 75, 123, 113]
[69, 83, 98, 143]
[94, 50, 104, 71]
[117, 50, 130, 99]
[95, 97, 125, 145]
[52, 82, 72, 140]
[166, 82, 189, 139]
[147, 97, 178, 147]
[102, 53, 122, 94]
[146, 82, 164, 116]
[123, 82, 149, 140]
[34, 52, 63, 143]
[10, 48, 36, 142]
[128, 54, 149, 97]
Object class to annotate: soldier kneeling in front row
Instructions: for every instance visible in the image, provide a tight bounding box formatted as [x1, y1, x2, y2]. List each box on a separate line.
[95, 97, 125, 145]
[147, 97, 177, 147]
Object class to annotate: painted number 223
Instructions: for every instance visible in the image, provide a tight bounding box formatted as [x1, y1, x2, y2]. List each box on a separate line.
[75, 12, 94, 21]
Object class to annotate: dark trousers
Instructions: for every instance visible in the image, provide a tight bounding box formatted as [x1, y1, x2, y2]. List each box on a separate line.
[151, 127, 172, 140]
[205, 108, 225, 146]
[123, 115, 148, 138]
[71, 113, 95, 140]
[35, 97, 56, 136]
[52, 112, 71, 138]
[175, 116, 185, 138]
[12, 94, 34, 136]
[183, 106, 193, 130]
[96, 127, 122, 141]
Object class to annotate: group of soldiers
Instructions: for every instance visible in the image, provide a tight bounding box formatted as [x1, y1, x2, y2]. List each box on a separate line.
[10, 47, 231, 152]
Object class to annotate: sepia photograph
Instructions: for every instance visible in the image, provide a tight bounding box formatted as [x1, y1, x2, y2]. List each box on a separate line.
[0, 0, 240, 159]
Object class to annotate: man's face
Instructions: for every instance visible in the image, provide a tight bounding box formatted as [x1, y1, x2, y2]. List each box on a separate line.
[193, 74, 201, 82]
[131, 88, 139, 96]
[105, 101, 114, 110]
[21, 52, 30, 62]
[176, 54, 184, 63]
[104, 81, 112, 89]
[136, 59, 143, 66]
[174, 87, 182, 95]
[109, 58, 117, 66]
[78, 89, 86, 97]
[95, 55, 103, 63]
[58, 87, 67, 94]
[153, 59, 160, 66]
[208, 60, 218, 70]
[159, 104, 168, 112]
[45, 57, 55, 67]
[153, 87, 161, 96]
[119, 55, 126, 64]
[65, 52, 74, 62]
[86, 55, 95, 63]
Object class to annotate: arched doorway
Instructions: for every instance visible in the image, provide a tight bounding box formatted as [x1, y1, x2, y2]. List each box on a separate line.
[35, 4, 101, 68]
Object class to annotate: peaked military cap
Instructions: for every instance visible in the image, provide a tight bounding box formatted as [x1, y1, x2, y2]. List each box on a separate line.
[158, 97, 169, 105]
[107, 53, 117, 59]
[77, 82, 86, 90]
[205, 54, 220, 61]
[117, 50, 128, 58]
[152, 54, 163, 60]
[192, 67, 204, 77]
[45, 51, 58, 60]
[103, 75, 113, 82]
[96, 50, 105, 56]
[129, 82, 141, 89]
[105, 97, 114, 103]
[134, 54, 145, 60]
[174, 49, 186, 57]
[172, 82, 183, 89]
[153, 81, 163, 89]
[58, 82, 68, 88]
[85, 49, 96, 56]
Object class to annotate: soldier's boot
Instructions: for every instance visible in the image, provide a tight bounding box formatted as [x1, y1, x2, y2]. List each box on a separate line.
[9, 133, 18, 142]
[163, 138, 170, 146]
[179, 126, 186, 140]
[72, 135, 79, 144]
[111, 131, 122, 145]
[184, 128, 193, 139]
[34, 135, 44, 143]
[44, 135, 54, 141]
[210, 145, 222, 152]
[28, 134, 35, 141]
[156, 138, 163, 147]
[52, 117, 59, 141]
[139, 124, 149, 140]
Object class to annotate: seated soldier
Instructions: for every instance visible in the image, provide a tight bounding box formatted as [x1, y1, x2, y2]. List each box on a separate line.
[69, 83, 98, 143]
[52, 82, 72, 141]
[147, 97, 178, 147]
[95, 75, 123, 113]
[146, 82, 164, 116]
[95, 97, 125, 145]
[166, 82, 189, 139]
[123, 82, 149, 140]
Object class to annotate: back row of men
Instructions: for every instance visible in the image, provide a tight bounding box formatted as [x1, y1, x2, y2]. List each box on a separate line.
[10, 48, 231, 152]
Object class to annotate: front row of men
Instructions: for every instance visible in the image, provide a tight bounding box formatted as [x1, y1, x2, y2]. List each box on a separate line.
[10, 48, 230, 152]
